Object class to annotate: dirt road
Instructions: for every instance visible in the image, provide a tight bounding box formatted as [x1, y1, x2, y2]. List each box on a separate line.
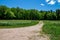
[0, 21, 49, 40]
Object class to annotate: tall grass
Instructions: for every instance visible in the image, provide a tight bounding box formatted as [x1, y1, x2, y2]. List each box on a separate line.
[42, 21, 60, 40]
[0, 20, 39, 28]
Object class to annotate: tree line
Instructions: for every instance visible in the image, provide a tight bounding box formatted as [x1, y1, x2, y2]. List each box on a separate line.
[0, 5, 60, 20]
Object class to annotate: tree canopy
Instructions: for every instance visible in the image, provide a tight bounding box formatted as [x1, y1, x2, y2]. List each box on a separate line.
[0, 5, 60, 20]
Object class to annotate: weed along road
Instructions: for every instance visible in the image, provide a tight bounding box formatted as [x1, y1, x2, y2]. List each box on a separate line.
[0, 21, 49, 40]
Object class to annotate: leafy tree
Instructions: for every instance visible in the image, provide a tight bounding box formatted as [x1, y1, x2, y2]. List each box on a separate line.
[56, 9, 60, 19]
[0, 5, 8, 19]
[0, 5, 60, 20]
[5, 9, 16, 19]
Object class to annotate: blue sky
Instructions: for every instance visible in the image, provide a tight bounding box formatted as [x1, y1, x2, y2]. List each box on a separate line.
[0, 0, 60, 11]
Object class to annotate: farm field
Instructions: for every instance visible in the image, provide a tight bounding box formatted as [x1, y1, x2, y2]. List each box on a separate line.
[0, 20, 60, 40]
[0, 21, 50, 40]
[42, 20, 60, 40]
[0, 20, 39, 28]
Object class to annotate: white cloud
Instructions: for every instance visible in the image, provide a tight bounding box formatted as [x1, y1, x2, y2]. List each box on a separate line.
[48, 0, 56, 5]
[46, 0, 50, 2]
[58, 0, 60, 2]
[40, 3, 45, 6]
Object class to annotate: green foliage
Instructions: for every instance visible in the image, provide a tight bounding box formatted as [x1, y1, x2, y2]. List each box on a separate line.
[0, 5, 8, 19]
[56, 9, 60, 19]
[0, 5, 60, 20]
[42, 21, 60, 40]
[0, 20, 39, 28]
[5, 9, 16, 19]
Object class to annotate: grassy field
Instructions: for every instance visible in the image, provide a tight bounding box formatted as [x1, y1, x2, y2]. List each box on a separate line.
[42, 21, 60, 40]
[0, 20, 39, 28]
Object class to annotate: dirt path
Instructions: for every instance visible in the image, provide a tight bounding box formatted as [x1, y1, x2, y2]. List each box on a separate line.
[0, 21, 49, 40]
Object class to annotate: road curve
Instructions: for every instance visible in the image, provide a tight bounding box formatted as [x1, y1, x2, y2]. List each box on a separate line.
[0, 21, 49, 40]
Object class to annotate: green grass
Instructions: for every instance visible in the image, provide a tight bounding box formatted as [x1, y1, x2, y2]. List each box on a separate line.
[0, 20, 39, 28]
[42, 20, 60, 40]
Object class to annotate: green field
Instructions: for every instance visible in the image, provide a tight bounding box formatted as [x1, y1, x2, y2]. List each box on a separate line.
[42, 21, 60, 40]
[0, 20, 39, 28]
